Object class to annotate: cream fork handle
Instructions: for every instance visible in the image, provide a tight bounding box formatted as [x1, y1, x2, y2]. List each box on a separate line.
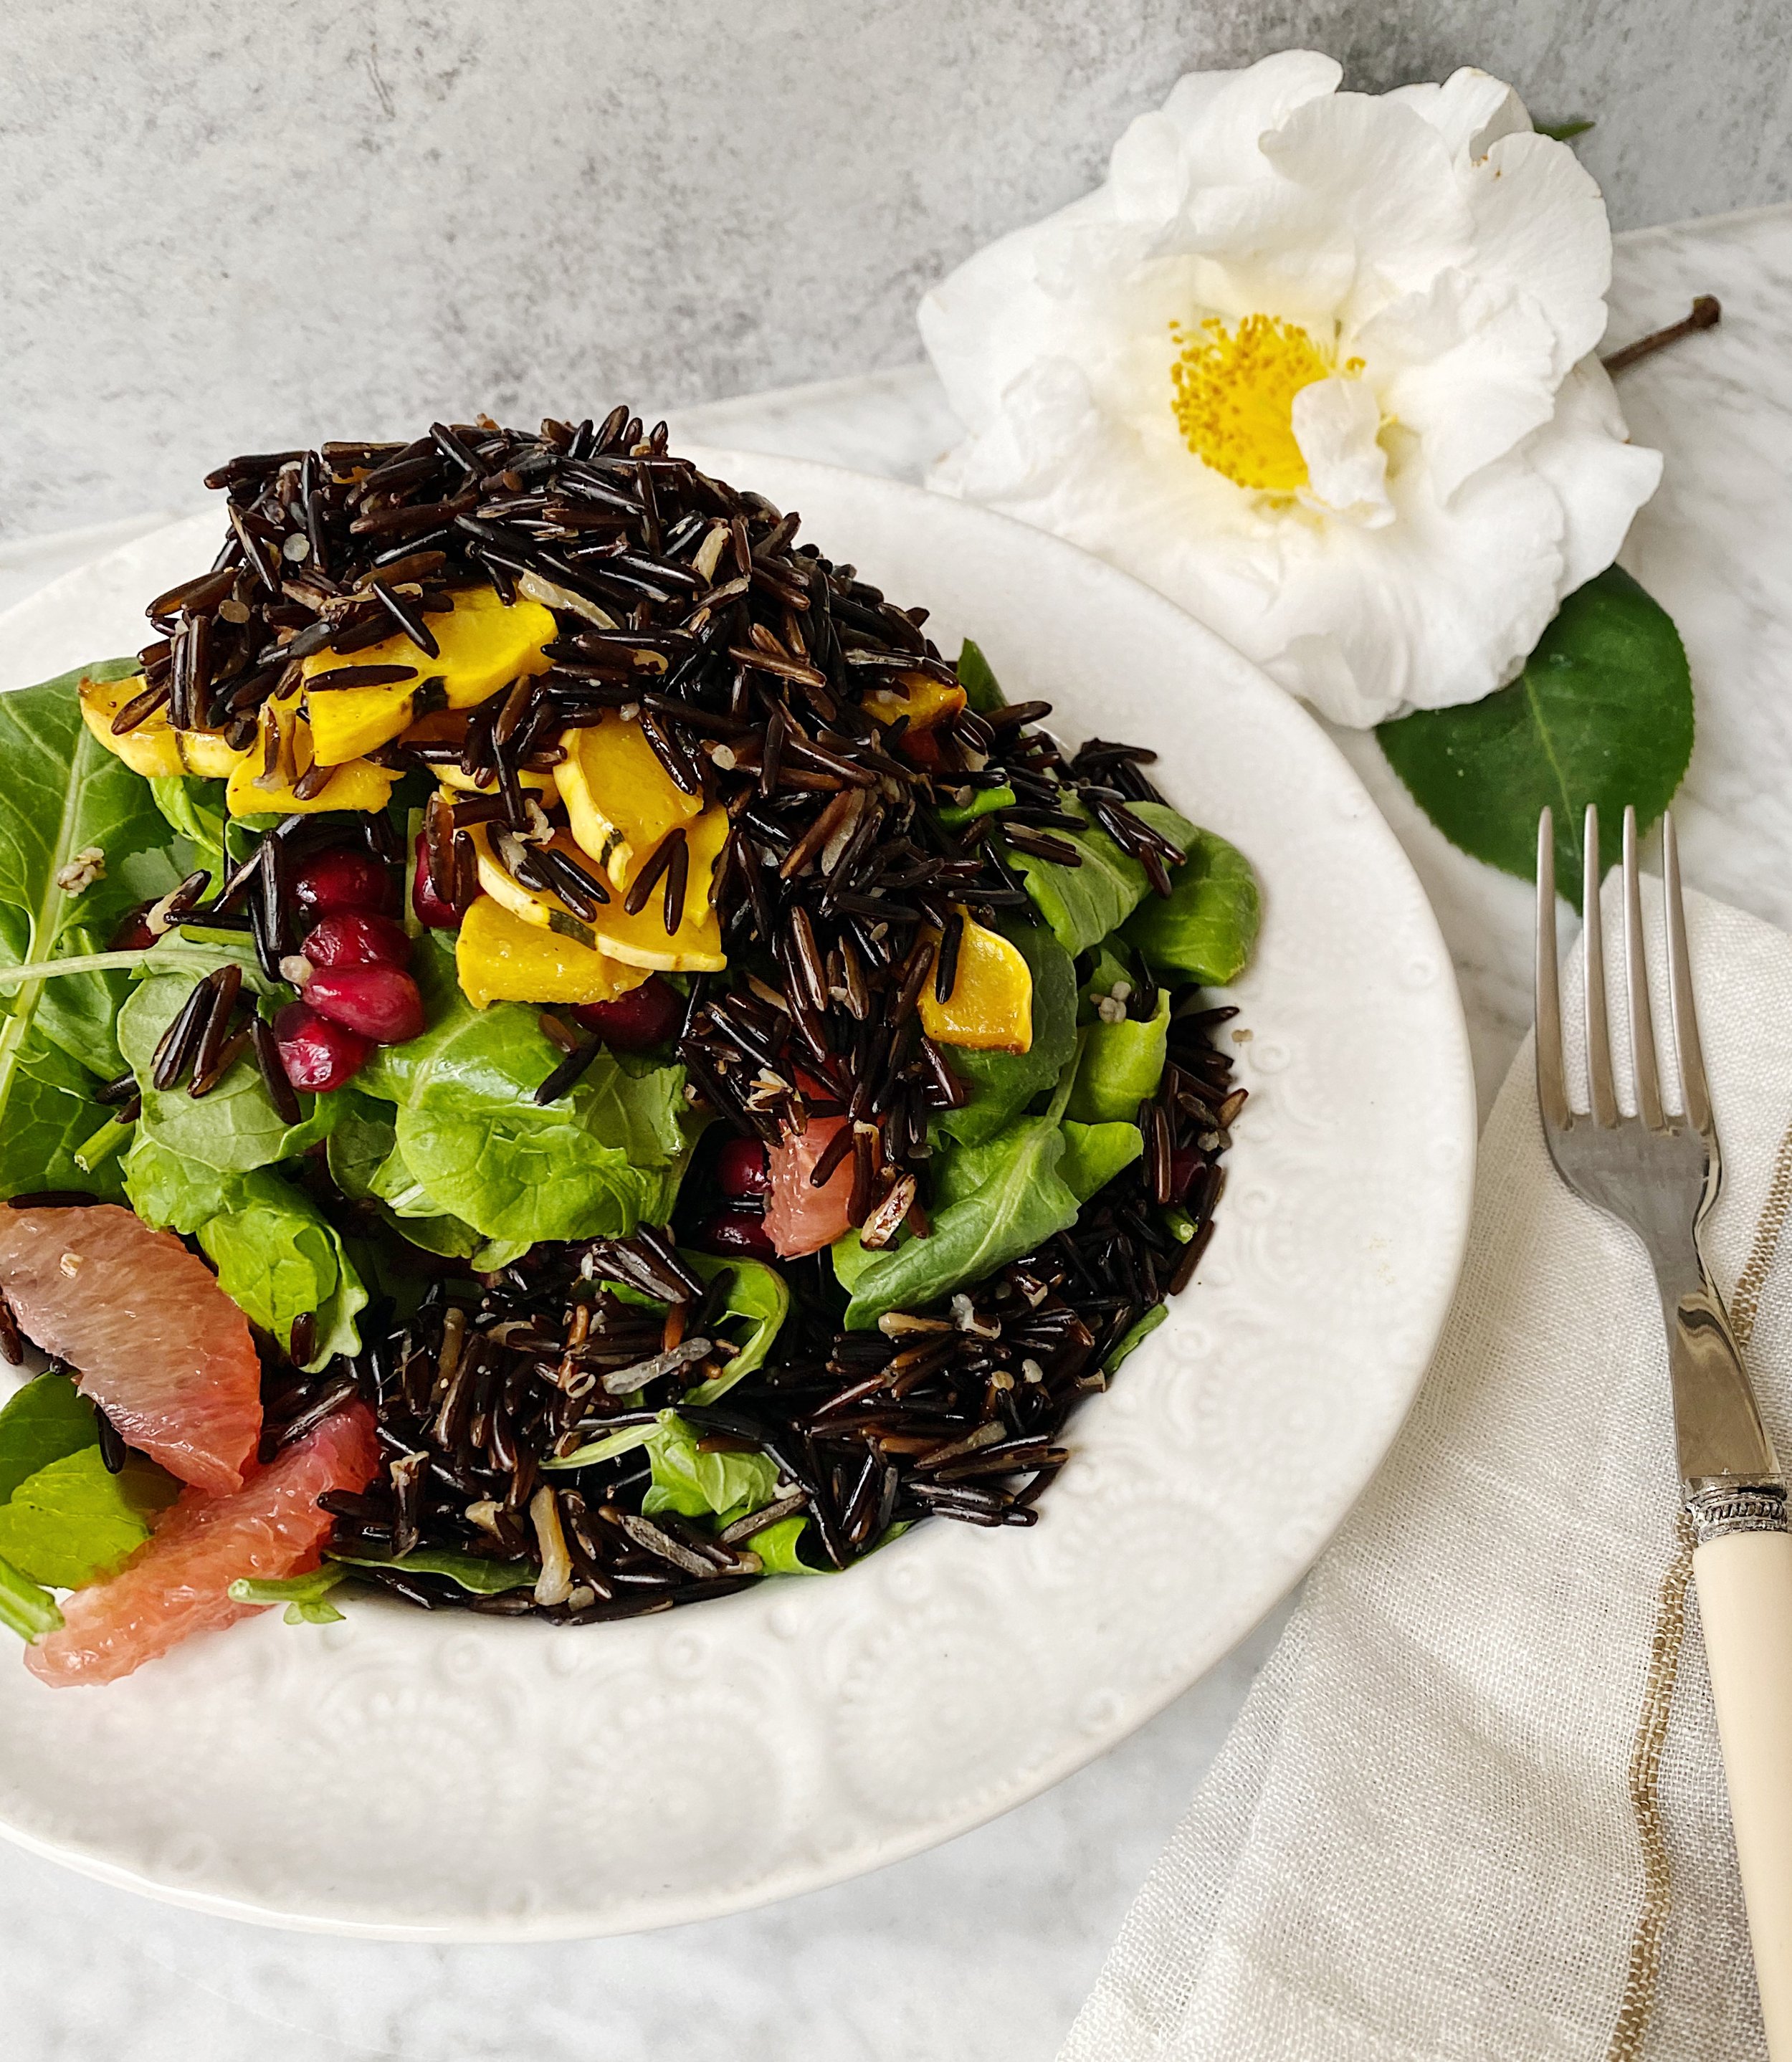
[1696, 1528, 1792, 2056]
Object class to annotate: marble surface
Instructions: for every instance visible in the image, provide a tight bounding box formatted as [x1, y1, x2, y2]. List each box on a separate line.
[1, 201, 1788, 2059]
[8, 1, 1792, 538]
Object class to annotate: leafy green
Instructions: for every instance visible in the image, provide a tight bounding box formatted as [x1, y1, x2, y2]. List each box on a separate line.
[0, 664, 187, 1198]
[228, 1566, 348, 1624]
[1059, 1118, 1143, 1203]
[1105, 1302, 1167, 1373]
[642, 1412, 780, 1527]
[0, 1025, 130, 1203]
[682, 1252, 791, 1404]
[360, 946, 690, 1244]
[0, 1556, 62, 1640]
[541, 1418, 659, 1473]
[1009, 818, 1150, 958]
[150, 775, 227, 868]
[1376, 566, 1692, 909]
[0, 1446, 177, 1588]
[844, 1114, 1080, 1330]
[0, 1371, 100, 1502]
[750, 1515, 826, 1575]
[1067, 991, 1168, 1124]
[936, 919, 1079, 1147]
[1123, 817, 1260, 985]
[938, 784, 1016, 829]
[325, 1093, 525, 1269]
[330, 1547, 535, 1595]
[119, 958, 338, 1173]
[125, 1137, 367, 1367]
[955, 637, 1006, 715]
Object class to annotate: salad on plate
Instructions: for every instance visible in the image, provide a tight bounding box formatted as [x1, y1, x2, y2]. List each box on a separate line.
[0, 412, 1259, 1685]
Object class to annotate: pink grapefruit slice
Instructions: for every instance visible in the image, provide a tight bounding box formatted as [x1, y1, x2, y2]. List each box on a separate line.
[26, 1401, 378, 1686]
[0, 1205, 262, 1494]
[763, 1114, 857, 1260]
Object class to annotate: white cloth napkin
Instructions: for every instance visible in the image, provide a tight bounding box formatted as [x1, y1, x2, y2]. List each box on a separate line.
[1063, 885, 1792, 2062]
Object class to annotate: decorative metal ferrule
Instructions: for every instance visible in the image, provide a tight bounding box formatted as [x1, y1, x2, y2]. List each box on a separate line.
[1685, 1480, 1791, 1543]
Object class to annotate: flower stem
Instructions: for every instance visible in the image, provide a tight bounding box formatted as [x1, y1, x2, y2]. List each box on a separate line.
[1602, 295, 1721, 376]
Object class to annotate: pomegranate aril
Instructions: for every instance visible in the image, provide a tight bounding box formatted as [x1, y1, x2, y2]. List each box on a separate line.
[273, 1003, 372, 1094]
[302, 912, 411, 970]
[411, 832, 464, 929]
[571, 975, 682, 1051]
[715, 1136, 769, 1201]
[1167, 1147, 1202, 1206]
[292, 845, 393, 919]
[302, 965, 425, 1045]
[692, 1210, 777, 1262]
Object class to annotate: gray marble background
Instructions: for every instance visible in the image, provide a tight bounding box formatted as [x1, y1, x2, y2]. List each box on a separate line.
[4, 0, 1790, 540]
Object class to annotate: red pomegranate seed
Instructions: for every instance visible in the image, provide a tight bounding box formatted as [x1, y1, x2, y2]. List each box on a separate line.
[302, 965, 424, 1045]
[273, 1002, 372, 1094]
[411, 832, 464, 930]
[693, 1210, 777, 1261]
[292, 846, 394, 919]
[302, 912, 411, 970]
[571, 975, 682, 1051]
[715, 1136, 769, 1201]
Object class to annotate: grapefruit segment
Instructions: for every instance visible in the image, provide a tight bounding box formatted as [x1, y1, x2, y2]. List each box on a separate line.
[25, 1403, 378, 1686]
[763, 1116, 857, 1260]
[0, 1206, 262, 1495]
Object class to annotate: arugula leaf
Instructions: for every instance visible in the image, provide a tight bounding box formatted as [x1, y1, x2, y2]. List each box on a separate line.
[1376, 566, 1692, 909]
[1105, 1302, 1167, 1373]
[0, 1556, 62, 1640]
[1067, 991, 1168, 1124]
[642, 1411, 780, 1527]
[843, 1115, 1080, 1330]
[0, 1023, 130, 1203]
[329, 1547, 535, 1595]
[1059, 1118, 1143, 1203]
[0, 1446, 177, 1588]
[125, 1137, 367, 1367]
[0, 664, 186, 1198]
[361, 946, 691, 1243]
[149, 775, 229, 889]
[1009, 818, 1149, 958]
[1123, 816, 1260, 986]
[937, 918, 1079, 1148]
[955, 637, 1006, 715]
[118, 966, 338, 1173]
[750, 1515, 826, 1575]
[228, 1566, 348, 1624]
[682, 1253, 791, 1404]
[0, 1371, 100, 1502]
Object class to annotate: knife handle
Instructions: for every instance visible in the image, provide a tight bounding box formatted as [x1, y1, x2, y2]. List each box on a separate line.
[1696, 1527, 1792, 2057]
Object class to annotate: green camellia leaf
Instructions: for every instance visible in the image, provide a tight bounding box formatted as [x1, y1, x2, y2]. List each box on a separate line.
[1376, 566, 1693, 909]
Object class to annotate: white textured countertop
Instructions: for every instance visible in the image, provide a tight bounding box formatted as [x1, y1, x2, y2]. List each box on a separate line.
[1, 204, 1787, 2062]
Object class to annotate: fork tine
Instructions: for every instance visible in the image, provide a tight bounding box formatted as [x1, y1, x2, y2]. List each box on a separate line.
[1623, 805, 1665, 1130]
[1535, 807, 1571, 1128]
[1582, 803, 1619, 1125]
[1662, 810, 1712, 1137]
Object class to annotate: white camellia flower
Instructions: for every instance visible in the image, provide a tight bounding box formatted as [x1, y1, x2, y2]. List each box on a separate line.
[919, 52, 1663, 726]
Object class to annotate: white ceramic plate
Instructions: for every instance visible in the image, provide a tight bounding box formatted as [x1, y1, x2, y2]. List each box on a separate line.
[0, 448, 1474, 1937]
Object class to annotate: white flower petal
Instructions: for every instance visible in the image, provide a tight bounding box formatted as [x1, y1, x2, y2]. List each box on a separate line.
[1524, 355, 1664, 591]
[1388, 67, 1533, 163]
[1465, 133, 1614, 367]
[1293, 376, 1392, 525]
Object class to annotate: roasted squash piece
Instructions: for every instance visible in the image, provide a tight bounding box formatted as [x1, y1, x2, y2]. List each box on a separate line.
[302, 586, 556, 764]
[558, 713, 702, 892]
[863, 671, 966, 733]
[455, 895, 649, 1010]
[918, 907, 1033, 1053]
[224, 712, 396, 817]
[78, 672, 248, 782]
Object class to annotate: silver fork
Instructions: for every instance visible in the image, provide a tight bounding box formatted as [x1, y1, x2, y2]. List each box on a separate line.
[1538, 802, 1792, 2054]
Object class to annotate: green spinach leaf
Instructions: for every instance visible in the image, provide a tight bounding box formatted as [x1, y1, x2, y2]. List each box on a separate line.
[1123, 816, 1260, 985]
[1009, 818, 1149, 959]
[937, 918, 1079, 1147]
[0, 1371, 99, 1503]
[642, 1411, 780, 1527]
[329, 1547, 535, 1595]
[0, 1024, 130, 1203]
[955, 637, 1006, 715]
[682, 1252, 791, 1404]
[1376, 565, 1692, 908]
[1059, 1118, 1143, 1203]
[125, 1137, 367, 1366]
[844, 1116, 1080, 1330]
[1067, 991, 1168, 1124]
[0, 1445, 177, 1588]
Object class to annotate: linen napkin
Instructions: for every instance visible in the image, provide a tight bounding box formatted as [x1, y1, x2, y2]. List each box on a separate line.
[1063, 884, 1792, 2062]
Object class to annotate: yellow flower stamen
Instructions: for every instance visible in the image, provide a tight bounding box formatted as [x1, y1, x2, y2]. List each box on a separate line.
[1170, 315, 1362, 493]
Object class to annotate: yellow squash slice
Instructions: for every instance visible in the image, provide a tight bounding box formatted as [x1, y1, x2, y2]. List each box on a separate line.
[78, 672, 249, 782]
[864, 671, 966, 733]
[466, 823, 726, 973]
[455, 895, 649, 1011]
[302, 586, 556, 765]
[558, 712, 703, 892]
[918, 907, 1033, 1053]
[224, 707, 396, 817]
